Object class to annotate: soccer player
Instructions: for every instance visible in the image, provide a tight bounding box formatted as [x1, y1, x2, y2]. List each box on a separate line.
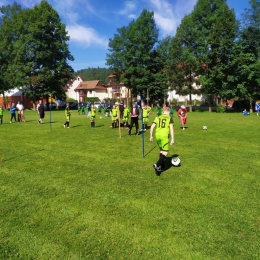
[90, 104, 96, 128]
[64, 103, 71, 128]
[150, 106, 174, 176]
[243, 109, 250, 116]
[0, 105, 4, 124]
[177, 105, 187, 130]
[77, 104, 81, 115]
[157, 103, 162, 116]
[123, 104, 130, 128]
[110, 105, 118, 128]
[142, 103, 151, 131]
[255, 101, 260, 116]
[170, 105, 174, 118]
[98, 104, 102, 114]
[81, 104, 85, 115]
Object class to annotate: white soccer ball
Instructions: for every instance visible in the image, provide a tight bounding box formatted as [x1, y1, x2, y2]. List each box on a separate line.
[171, 157, 181, 167]
[203, 126, 207, 130]
[100, 117, 102, 119]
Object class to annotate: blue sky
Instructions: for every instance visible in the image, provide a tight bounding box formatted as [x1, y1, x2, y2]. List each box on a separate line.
[1, 0, 251, 72]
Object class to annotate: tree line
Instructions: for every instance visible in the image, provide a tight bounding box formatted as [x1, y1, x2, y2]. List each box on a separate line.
[0, 0, 259, 112]
[106, 0, 260, 111]
[76, 67, 113, 83]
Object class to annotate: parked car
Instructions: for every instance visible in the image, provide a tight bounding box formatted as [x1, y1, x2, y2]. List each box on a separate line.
[67, 101, 78, 109]
[94, 102, 101, 108]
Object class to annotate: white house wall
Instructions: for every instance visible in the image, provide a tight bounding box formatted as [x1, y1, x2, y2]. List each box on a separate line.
[66, 77, 82, 100]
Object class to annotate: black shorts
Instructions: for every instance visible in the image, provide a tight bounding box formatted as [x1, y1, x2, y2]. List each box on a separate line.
[40, 112, 45, 119]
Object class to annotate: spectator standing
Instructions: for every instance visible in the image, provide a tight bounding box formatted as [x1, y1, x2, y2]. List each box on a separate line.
[37, 100, 45, 124]
[10, 103, 16, 123]
[16, 101, 24, 122]
[128, 102, 139, 136]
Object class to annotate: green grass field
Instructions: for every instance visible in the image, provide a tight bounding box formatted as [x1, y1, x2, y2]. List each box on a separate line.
[0, 109, 259, 259]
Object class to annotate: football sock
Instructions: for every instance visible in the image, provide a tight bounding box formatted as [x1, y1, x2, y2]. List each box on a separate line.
[156, 153, 166, 168]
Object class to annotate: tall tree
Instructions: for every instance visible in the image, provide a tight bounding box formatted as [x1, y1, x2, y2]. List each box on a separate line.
[0, 0, 74, 106]
[169, 0, 238, 111]
[0, 2, 22, 106]
[231, 0, 260, 111]
[106, 10, 161, 102]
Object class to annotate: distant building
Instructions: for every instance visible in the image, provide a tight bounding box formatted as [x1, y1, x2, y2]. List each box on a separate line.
[0, 88, 32, 109]
[74, 80, 107, 102]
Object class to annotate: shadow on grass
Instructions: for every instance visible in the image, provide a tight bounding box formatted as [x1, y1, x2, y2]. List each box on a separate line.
[70, 125, 82, 128]
[162, 154, 181, 173]
[145, 146, 156, 157]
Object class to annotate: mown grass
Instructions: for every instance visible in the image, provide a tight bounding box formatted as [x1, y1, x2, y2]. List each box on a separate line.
[0, 109, 259, 259]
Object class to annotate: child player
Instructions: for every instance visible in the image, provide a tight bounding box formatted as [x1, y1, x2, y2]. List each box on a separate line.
[123, 104, 130, 128]
[150, 106, 174, 176]
[90, 104, 96, 128]
[98, 104, 102, 115]
[110, 105, 118, 128]
[81, 104, 85, 115]
[0, 105, 3, 124]
[177, 105, 187, 130]
[142, 102, 151, 131]
[77, 104, 81, 115]
[64, 102, 71, 128]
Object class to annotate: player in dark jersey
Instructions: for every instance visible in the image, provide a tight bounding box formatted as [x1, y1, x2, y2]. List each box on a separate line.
[150, 106, 174, 176]
[37, 100, 45, 124]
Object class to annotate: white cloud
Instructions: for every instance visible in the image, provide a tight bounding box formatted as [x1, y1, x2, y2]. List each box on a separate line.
[153, 13, 177, 35]
[67, 25, 109, 48]
[148, 0, 197, 35]
[119, 1, 137, 15]
[128, 14, 137, 19]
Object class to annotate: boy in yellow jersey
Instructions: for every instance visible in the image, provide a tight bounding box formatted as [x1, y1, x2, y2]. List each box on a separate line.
[141, 103, 151, 131]
[110, 105, 118, 128]
[90, 104, 96, 128]
[123, 104, 130, 128]
[0, 105, 3, 124]
[150, 106, 174, 176]
[64, 103, 71, 128]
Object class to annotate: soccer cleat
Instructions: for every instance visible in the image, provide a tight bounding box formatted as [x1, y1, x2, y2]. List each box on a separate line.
[67, 127, 70, 128]
[153, 164, 161, 176]
[183, 127, 185, 130]
[63, 124, 66, 128]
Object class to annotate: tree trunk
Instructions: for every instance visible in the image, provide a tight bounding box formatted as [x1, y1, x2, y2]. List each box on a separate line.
[249, 96, 253, 113]
[208, 95, 212, 112]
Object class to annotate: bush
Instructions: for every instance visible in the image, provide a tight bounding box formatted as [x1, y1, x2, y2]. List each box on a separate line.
[216, 103, 226, 113]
